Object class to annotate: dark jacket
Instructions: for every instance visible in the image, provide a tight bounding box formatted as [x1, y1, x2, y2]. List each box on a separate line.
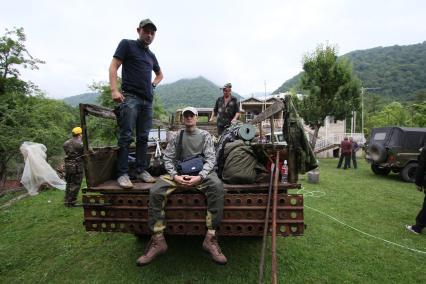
[415, 147, 426, 187]
[341, 140, 352, 155]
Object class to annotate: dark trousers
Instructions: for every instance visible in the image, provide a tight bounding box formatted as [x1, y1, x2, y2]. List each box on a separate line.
[352, 152, 357, 169]
[413, 192, 426, 232]
[64, 171, 83, 205]
[337, 154, 344, 168]
[148, 172, 224, 234]
[117, 94, 153, 176]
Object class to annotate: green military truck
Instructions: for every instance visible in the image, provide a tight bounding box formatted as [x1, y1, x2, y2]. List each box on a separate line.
[365, 126, 426, 182]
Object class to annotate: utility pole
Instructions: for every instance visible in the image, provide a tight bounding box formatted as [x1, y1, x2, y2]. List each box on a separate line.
[361, 87, 381, 136]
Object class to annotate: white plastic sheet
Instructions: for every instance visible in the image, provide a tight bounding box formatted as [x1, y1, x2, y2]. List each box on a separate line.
[20, 141, 66, 196]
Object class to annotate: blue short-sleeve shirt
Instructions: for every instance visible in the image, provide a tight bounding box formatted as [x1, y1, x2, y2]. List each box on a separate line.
[113, 39, 160, 102]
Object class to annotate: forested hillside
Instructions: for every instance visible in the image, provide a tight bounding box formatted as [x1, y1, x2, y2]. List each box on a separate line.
[63, 77, 242, 113]
[273, 41, 426, 101]
[63, 92, 99, 107]
[155, 76, 242, 112]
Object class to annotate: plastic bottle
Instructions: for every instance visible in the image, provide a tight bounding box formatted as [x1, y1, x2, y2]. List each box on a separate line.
[281, 160, 288, 183]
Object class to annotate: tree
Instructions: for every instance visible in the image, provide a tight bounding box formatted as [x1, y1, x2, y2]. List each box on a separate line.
[366, 102, 409, 128]
[298, 43, 361, 148]
[0, 92, 77, 184]
[0, 27, 44, 95]
[0, 27, 74, 185]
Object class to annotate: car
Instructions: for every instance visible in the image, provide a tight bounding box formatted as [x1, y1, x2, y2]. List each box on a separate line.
[365, 127, 426, 182]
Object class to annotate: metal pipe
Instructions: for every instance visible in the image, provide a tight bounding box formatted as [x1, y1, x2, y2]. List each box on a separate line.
[258, 161, 275, 284]
[272, 151, 280, 284]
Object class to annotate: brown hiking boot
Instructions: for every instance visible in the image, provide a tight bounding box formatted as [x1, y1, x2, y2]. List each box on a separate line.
[136, 234, 168, 266]
[202, 232, 227, 265]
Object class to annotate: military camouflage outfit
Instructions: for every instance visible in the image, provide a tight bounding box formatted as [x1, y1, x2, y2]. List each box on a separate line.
[213, 96, 240, 135]
[63, 137, 84, 206]
[148, 128, 224, 233]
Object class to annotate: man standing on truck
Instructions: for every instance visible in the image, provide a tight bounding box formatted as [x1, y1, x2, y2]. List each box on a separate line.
[209, 83, 240, 135]
[109, 19, 163, 189]
[405, 143, 426, 234]
[63, 127, 84, 207]
[137, 106, 227, 266]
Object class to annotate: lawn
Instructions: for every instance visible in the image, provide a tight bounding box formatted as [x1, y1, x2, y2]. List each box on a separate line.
[1, 158, 425, 283]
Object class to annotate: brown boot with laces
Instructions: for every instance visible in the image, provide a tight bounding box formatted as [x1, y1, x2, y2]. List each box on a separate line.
[136, 234, 168, 266]
[202, 232, 227, 265]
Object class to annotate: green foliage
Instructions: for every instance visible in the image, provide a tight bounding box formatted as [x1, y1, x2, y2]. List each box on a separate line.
[1, 159, 425, 283]
[0, 92, 78, 179]
[298, 43, 361, 138]
[366, 102, 409, 128]
[0, 27, 44, 81]
[0, 27, 77, 182]
[274, 42, 426, 103]
[345, 42, 426, 100]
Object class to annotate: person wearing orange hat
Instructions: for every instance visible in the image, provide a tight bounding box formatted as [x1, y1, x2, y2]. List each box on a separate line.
[63, 127, 84, 207]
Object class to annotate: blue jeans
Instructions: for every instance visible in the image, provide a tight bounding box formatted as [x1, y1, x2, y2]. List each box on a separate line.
[117, 94, 153, 177]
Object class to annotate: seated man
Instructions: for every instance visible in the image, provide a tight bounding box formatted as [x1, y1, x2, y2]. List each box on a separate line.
[137, 106, 227, 266]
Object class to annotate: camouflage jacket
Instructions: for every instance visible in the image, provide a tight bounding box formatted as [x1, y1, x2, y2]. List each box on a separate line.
[214, 96, 240, 128]
[163, 128, 216, 179]
[63, 137, 84, 164]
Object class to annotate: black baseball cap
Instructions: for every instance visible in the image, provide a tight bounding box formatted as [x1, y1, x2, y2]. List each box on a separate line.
[139, 19, 157, 31]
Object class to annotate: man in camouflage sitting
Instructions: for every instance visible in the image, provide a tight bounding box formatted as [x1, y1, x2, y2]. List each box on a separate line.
[137, 106, 227, 266]
[63, 127, 84, 207]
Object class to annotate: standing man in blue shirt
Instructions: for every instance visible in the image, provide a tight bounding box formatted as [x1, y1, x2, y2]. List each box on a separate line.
[109, 19, 163, 189]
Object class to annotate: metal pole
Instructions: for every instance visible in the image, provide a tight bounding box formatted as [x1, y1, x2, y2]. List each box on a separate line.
[271, 151, 280, 284]
[258, 162, 276, 284]
[361, 87, 364, 136]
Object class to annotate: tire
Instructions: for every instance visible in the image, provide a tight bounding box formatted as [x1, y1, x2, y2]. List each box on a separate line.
[369, 143, 387, 163]
[371, 164, 391, 176]
[399, 163, 418, 183]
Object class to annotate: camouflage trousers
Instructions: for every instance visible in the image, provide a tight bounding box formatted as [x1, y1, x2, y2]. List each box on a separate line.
[64, 171, 83, 206]
[148, 172, 224, 234]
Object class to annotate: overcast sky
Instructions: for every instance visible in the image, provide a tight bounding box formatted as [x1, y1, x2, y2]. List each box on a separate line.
[1, 0, 425, 99]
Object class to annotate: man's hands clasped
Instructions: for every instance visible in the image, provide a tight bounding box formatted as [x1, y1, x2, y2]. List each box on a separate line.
[174, 175, 202, 187]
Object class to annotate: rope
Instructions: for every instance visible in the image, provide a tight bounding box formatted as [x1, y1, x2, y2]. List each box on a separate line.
[296, 187, 426, 255]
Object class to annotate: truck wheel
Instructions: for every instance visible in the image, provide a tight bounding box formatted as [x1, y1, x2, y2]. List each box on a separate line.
[369, 143, 387, 163]
[371, 164, 391, 175]
[399, 163, 418, 183]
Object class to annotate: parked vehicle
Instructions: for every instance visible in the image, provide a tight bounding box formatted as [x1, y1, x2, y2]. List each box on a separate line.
[365, 127, 426, 182]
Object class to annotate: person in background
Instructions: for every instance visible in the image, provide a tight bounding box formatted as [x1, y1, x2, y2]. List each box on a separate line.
[109, 19, 163, 189]
[137, 107, 227, 266]
[350, 137, 360, 169]
[405, 142, 426, 234]
[209, 83, 240, 135]
[337, 137, 352, 169]
[63, 127, 84, 207]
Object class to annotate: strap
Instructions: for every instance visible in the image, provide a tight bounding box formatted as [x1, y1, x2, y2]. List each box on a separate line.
[176, 129, 184, 162]
[154, 138, 162, 158]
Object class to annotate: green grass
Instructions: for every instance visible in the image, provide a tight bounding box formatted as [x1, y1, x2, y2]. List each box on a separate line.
[1, 159, 425, 283]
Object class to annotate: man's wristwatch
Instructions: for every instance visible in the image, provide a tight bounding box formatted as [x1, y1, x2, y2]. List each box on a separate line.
[152, 82, 157, 89]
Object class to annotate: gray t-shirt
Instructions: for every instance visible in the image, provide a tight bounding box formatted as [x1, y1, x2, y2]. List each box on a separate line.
[181, 128, 204, 159]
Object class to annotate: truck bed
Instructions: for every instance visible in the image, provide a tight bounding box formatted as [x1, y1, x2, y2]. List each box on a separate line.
[82, 179, 304, 237]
